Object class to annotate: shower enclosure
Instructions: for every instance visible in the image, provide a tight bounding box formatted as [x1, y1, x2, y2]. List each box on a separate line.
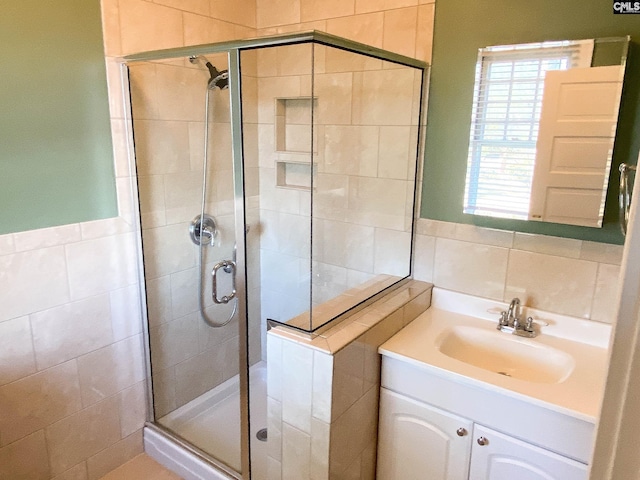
[124, 32, 426, 479]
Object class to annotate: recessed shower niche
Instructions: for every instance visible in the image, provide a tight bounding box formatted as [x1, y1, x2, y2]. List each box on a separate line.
[124, 32, 426, 480]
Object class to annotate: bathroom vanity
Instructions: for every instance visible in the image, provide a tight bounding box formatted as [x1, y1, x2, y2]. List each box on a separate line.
[377, 289, 610, 480]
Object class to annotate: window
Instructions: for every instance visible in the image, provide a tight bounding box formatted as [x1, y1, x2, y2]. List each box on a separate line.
[463, 41, 594, 219]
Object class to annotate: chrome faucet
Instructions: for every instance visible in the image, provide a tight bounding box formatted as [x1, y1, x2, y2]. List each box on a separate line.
[497, 298, 537, 338]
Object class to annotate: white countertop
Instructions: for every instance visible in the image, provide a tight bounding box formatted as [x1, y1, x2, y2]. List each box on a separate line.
[379, 288, 611, 423]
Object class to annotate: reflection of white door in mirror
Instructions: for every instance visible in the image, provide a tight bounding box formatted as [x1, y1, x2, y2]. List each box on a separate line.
[529, 65, 624, 227]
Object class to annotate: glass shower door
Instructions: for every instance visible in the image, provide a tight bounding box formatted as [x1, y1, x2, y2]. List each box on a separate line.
[128, 53, 247, 477]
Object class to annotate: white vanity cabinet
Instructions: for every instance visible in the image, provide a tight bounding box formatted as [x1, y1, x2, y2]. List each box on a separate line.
[469, 424, 588, 480]
[378, 387, 588, 480]
[377, 388, 473, 480]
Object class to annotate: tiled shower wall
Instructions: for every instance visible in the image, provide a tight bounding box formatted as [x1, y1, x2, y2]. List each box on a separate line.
[254, 44, 421, 334]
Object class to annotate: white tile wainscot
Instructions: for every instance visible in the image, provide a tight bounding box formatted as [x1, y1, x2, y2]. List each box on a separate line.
[266, 280, 433, 480]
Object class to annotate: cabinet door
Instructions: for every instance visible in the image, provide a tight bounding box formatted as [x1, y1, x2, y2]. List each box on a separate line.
[377, 388, 473, 480]
[469, 425, 588, 480]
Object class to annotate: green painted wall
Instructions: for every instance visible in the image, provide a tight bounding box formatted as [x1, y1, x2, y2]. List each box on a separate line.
[421, 0, 640, 244]
[0, 0, 116, 235]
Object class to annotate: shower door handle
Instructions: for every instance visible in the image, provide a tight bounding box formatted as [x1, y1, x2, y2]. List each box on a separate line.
[211, 260, 237, 304]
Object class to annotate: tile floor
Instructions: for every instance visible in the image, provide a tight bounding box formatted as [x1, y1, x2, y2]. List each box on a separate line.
[99, 454, 183, 479]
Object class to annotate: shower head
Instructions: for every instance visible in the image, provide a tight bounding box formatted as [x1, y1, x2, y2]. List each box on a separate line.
[189, 55, 229, 90]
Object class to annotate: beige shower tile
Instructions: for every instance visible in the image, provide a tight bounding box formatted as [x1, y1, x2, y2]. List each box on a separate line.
[145, 276, 173, 327]
[374, 228, 411, 276]
[109, 284, 143, 342]
[141, 223, 197, 279]
[0, 316, 36, 386]
[46, 397, 121, 476]
[352, 68, 415, 126]
[174, 351, 220, 407]
[0, 360, 82, 446]
[0, 430, 50, 480]
[311, 351, 333, 423]
[77, 336, 146, 407]
[149, 313, 200, 370]
[300, 0, 354, 21]
[322, 125, 378, 177]
[310, 418, 330, 480]
[256, 0, 300, 28]
[134, 120, 191, 176]
[119, 0, 184, 55]
[383, 7, 418, 58]
[267, 397, 283, 461]
[155, 64, 206, 122]
[313, 73, 353, 125]
[591, 263, 622, 323]
[151, 366, 176, 418]
[347, 176, 407, 230]
[163, 171, 203, 225]
[505, 250, 598, 318]
[378, 126, 411, 180]
[326, 13, 384, 48]
[323, 46, 383, 74]
[0, 246, 69, 322]
[87, 431, 143, 480]
[451, 223, 514, 248]
[433, 237, 508, 300]
[31, 295, 114, 371]
[101, 0, 122, 56]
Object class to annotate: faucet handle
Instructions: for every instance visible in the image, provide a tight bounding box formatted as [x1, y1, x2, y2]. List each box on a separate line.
[525, 316, 534, 332]
[497, 311, 509, 329]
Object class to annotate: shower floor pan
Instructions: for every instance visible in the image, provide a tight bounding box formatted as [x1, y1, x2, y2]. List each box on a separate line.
[157, 362, 267, 479]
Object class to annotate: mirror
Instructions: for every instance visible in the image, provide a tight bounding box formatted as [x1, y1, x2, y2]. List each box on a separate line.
[463, 36, 629, 228]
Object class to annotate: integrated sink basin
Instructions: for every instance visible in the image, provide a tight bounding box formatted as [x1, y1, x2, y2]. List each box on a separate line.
[436, 325, 575, 383]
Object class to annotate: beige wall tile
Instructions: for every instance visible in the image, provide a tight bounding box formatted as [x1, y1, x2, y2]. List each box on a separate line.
[119, 382, 147, 438]
[581, 241, 624, 265]
[433, 237, 508, 300]
[135, 120, 191, 176]
[101, 0, 122, 56]
[382, 7, 418, 58]
[155, 64, 207, 122]
[378, 126, 411, 180]
[505, 250, 598, 318]
[141, 223, 197, 279]
[310, 418, 330, 480]
[174, 351, 220, 406]
[314, 73, 353, 125]
[268, 397, 283, 462]
[77, 335, 145, 407]
[282, 423, 311, 480]
[256, 0, 300, 28]
[0, 316, 36, 386]
[145, 276, 173, 327]
[46, 397, 121, 476]
[591, 263, 621, 323]
[513, 232, 582, 258]
[31, 295, 114, 370]
[325, 13, 384, 48]
[0, 246, 69, 322]
[0, 234, 15, 255]
[109, 284, 144, 342]
[352, 68, 415, 126]
[86, 430, 143, 480]
[183, 14, 237, 46]
[331, 342, 365, 420]
[119, 0, 184, 55]
[281, 340, 314, 432]
[322, 126, 379, 177]
[300, 0, 354, 22]
[329, 386, 378, 477]
[151, 366, 176, 418]
[267, 334, 283, 402]
[415, 3, 435, 63]
[448, 223, 514, 248]
[65, 233, 137, 301]
[268, 456, 283, 480]
[413, 233, 435, 282]
[0, 430, 50, 480]
[0, 361, 82, 446]
[347, 176, 408, 230]
[311, 351, 333, 423]
[98, 453, 182, 480]
[374, 228, 411, 276]
[210, 0, 257, 27]
[13, 224, 81, 253]
[149, 313, 199, 370]
[163, 171, 203, 225]
[155, 0, 210, 15]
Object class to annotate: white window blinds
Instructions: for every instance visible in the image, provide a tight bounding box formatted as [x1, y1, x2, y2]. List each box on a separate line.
[463, 40, 594, 219]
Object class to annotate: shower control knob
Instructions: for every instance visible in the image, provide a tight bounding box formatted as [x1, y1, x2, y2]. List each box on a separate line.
[477, 437, 489, 446]
[456, 428, 467, 437]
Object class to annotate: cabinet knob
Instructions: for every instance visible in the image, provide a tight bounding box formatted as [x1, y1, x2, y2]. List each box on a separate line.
[456, 428, 467, 437]
[477, 437, 489, 446]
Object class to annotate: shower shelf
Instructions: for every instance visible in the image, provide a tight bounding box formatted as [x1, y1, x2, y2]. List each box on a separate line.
[275, 161, 317, 190]
[274, 96, 318, 154]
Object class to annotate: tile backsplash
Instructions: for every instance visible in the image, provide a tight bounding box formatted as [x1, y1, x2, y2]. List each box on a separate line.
[413, 218, 623, 323]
